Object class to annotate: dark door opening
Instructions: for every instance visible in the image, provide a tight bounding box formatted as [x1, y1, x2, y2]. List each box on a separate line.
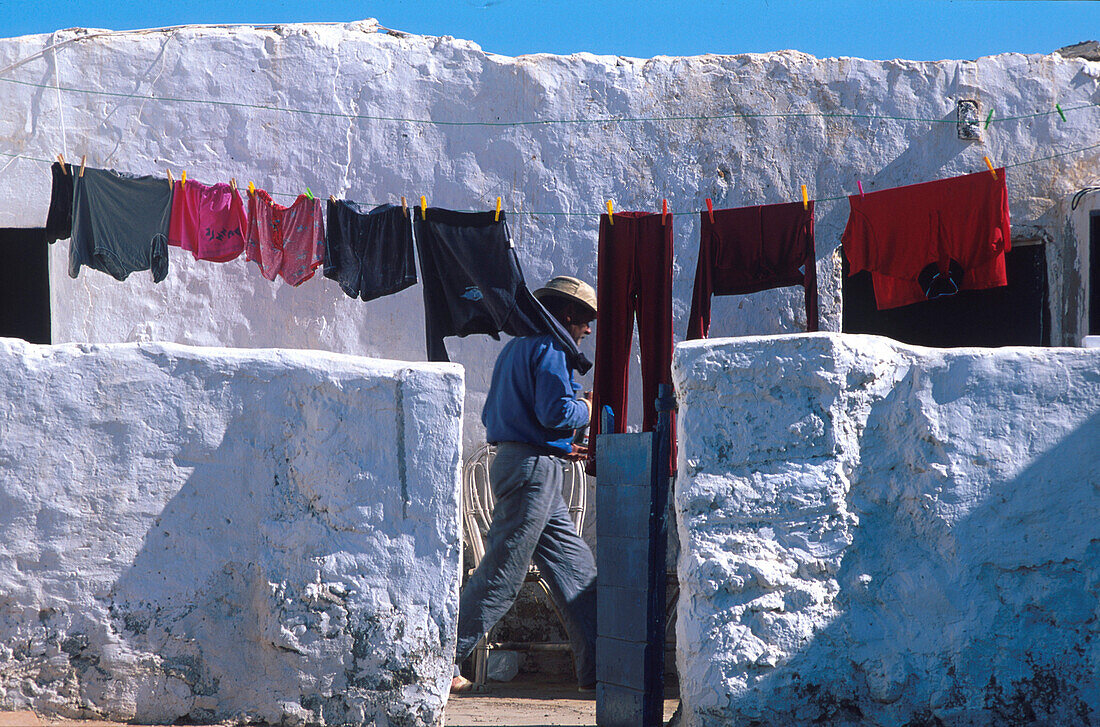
[842, 244, 1050, 347]
[0, 229, 51, 344]
[1090, 211, 1100, 336]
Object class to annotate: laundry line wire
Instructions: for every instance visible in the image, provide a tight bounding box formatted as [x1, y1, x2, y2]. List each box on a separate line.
[1, 74, 1096, 128]
[2, 136, 1099, 214]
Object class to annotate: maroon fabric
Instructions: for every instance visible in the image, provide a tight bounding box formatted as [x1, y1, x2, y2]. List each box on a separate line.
[842, 169, 1011, 310]
[591, 211, 674, 454]
[687, 200, 818, 340]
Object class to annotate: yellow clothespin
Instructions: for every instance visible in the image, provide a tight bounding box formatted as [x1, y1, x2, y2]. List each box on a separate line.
[230, 177, 237, 192]
[167, 169, 174, 184]
[329, 194, 337, 203]
[983, 156, 998, 180]
[606, 200, 614, 225]
[801, 184, 809, 211]
[181, 170, 187, 184]
[248, 181, 255, 195]
[420, 195, 427, 219]
[79, 154, 86, 178]
[56, 153, 67, 172]
[401, 196, 408, 218]
[495, 196, 502, 222]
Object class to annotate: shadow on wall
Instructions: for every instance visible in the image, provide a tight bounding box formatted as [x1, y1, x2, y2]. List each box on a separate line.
[44, 370, 448, 726]
[728, 400, 1099, 726]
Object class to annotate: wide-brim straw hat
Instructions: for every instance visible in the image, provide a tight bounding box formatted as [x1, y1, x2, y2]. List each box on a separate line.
[533, 276, 597, 317]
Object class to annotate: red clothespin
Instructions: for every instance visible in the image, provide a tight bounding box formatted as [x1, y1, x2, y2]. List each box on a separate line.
[983, 156, 998, 180]
[857, 181, 865, 198]
[661, 198, 668, 226]
[606, 200, 614, 225]
[705, 198, 714, 224]
[801, 185, 808, 211]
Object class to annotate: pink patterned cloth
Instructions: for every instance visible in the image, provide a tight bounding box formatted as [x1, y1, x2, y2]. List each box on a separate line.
[168, 180, 248, 262]
[245, 189, 325, 286]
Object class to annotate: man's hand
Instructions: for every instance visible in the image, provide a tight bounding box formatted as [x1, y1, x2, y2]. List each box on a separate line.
[565, 443, 589, 461]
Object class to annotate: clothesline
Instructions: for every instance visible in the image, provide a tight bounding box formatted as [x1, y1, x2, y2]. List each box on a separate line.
[4, 137, 1099, 213]
[2, 75, 1096, 128]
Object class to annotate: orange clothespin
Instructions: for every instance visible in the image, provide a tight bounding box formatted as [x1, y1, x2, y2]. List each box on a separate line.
[983, 156, 997, 180]
[78, 154, 86, 177]
[661, 198, 668, 226]
[705, 198, 714, 224]
[801, 185, 808, 211]
[495, 196, 502, 222]
[401, 196, 408, 218]
[606, 200, 614, 224]
[181, 170, 187, 184]
[857, 181, 865, 198]
[56, 153, 67, 172]
[420, 195, 427, 219]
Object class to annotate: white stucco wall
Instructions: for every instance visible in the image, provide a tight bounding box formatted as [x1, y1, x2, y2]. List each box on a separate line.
[673, 333, 1100, 726]
[0, 338, 463, 726]
[1, 22, 1098, 448]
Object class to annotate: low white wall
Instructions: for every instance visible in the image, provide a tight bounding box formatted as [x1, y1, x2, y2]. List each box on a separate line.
[673, 333, 1100, 726]
[0, 338, 463, 726]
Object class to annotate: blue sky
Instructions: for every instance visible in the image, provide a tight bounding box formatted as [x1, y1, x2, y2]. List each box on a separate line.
[0, 1, 1096, 61]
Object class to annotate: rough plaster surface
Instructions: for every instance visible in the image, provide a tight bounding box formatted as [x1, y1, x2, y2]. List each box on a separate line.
[673, 333, 1100, 726]
[1, 23, 1098, 446]
[0, 338, 464, 726]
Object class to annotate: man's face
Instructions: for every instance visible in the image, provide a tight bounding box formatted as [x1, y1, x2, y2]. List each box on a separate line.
[566, 313, 594, 345]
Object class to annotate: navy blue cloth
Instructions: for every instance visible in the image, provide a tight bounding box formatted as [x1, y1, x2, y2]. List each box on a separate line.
[324, 200, 416, 302]
[482, 334, 589, 456]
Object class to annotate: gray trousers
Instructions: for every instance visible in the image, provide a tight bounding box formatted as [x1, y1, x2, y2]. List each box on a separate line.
[455, 442, 597, 686]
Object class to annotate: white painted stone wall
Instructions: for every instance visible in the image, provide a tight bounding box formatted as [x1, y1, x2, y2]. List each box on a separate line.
[1, 23, 1098, 447]
[673, 333, 1100, 726]
[0, 338, 464, 726]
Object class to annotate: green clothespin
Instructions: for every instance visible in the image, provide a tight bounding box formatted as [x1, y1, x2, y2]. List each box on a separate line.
[1056, 104, 1067, 122]
[984, 108, 994, 129]
[305, 187, 314, 200]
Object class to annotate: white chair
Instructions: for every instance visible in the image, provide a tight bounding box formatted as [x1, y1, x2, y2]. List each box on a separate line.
[460, 443, 589, 683]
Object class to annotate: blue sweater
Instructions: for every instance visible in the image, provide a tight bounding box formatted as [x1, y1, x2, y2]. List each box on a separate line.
[482, 334, 590, 455]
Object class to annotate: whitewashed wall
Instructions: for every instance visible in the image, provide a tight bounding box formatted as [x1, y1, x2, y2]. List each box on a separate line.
[673, 333, 1100, 726]
[0, 338, 463, 726]
[0, 23, 1098, 448]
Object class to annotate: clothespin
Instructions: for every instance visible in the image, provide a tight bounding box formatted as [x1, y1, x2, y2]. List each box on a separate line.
[167, 169, 174, 184]
[305, 187, 314, 200]
[420, 195, 427, 219]
[495, 197, 502, 222]
[329, 194, 336, 203]
[984, 108, 994, 129]
[230, 177, 237, 192]
[79, 154, 86, 177]
[56, 153, 67, 172]
[606, 200, 614, 225]
[181, 170, 187, 184]
[248, 182, 255, 196]
[661, 198, 668, 226]
[801, 185, 808, 211]
[983, 156, 997, 180]
[1055, 103, 1067, 122]
[401, 196, 408, 218]
[705, 198, 714, 224]
[857, 181, 865, 198]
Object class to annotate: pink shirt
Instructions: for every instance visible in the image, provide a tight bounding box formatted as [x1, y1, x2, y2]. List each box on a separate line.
[168, 181, 248, 262]
[245, 189, 325, 286]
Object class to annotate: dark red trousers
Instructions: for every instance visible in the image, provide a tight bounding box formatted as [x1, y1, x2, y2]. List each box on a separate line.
[591, 211, 674, 450]
[686, 200, 818, 340]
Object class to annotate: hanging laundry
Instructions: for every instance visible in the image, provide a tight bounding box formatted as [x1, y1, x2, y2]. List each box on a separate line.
[413, 208, 591, 372]
[0, 229, 50, 344]
[686, 200, 818, 339]
[245, 189, 324, 286]
[325, 199, 416, 301]
[44, 161, 74, 244]
[590, 210, 673, 442]
[168, 180, 248, 262]
[843, 168, 1011, 309]
[69, 167, 172, 283]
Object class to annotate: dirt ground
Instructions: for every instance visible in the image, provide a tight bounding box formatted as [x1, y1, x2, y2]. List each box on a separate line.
[0, 680, 680, 727]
